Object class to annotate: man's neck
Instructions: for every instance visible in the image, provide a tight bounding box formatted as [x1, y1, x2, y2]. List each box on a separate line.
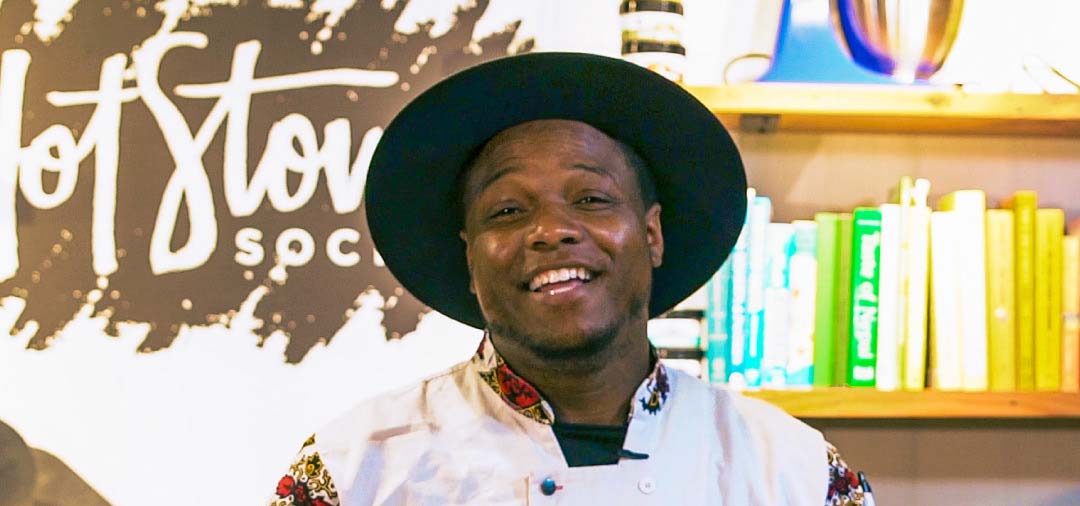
[489, 327, 653, 426]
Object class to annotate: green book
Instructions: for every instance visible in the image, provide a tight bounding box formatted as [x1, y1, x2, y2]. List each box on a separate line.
[813, 213, 840, 387]
[833, 214, 855, 386]
[848, 208, 883, 387]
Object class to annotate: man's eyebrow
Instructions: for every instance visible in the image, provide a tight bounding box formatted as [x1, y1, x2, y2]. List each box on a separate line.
[473, 163, 614, 196]
[570, 163, 615, 179]
[474, 165, 524, 196]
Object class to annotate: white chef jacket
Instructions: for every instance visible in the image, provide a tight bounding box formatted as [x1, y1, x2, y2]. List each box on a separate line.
[269, 337, 865, 505]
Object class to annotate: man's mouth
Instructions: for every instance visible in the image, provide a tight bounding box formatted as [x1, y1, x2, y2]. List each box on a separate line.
[526, 267, 594, 293]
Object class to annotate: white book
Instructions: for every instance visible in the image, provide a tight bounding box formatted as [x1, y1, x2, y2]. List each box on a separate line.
[762, 223, 793, 388]
[930, 211, 963, 391]
[876, 204, 902, 391]
[903, 195, 931, 391]
[744, 196, 772, 388]
[648, 318, 703, 349]
[940, 190, 989, 391]
[786, 220, 818, 387]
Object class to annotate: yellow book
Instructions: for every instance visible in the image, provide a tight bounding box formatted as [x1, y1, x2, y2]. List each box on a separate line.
[902, 179, 931, 391]
[1062, 235, 1079, 393]
[986, 209, 1016, 391]
[1002, 191, 1037, 390]
[1034, 209, 1064, 391]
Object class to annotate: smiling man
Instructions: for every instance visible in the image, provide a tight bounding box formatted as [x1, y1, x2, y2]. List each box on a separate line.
[270, 53, 868, 505]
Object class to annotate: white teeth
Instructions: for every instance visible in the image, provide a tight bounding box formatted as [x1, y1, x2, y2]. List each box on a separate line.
[528, 267, 593, 291]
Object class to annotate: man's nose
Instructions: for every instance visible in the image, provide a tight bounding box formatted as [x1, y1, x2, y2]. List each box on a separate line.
[525, 204, 583, 249]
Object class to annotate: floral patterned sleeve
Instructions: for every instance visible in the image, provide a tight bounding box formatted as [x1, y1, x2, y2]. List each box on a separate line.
[825, 443, 868, 506]
[270, 435, 340, 506]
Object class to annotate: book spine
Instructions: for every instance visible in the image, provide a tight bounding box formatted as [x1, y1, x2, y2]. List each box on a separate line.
[945, 191, 989, 392]
[834, 214, 855, 386]
[706, 257, 732, 385]
[762, 222, 794, 388]
[986, 209, 1017, 391]
[1003, 191, 1038, 390]
[744, 196, 772, 388]
[876, 204, 901, 391]
[902, 180, 932, 391]
[813, 213, 840, 387]
[1035, 208, 1064, 391]
[930, 211, 963, 390]
[726, 219, 751, 389]
[848, 207, 882, 387]
[787, 220, 818, 387]
[1063, 235, 1080, 393]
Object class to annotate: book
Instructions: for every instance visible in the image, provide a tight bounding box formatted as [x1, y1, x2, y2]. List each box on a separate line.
[762, 222, 794, 388]
[706, 258, 732, 384]
[812, 213, 841, 387]
[985, 209, 1017, 391]
[1034, 208, 1064, 391]
[876, 203, 901, 391]
[848, 207, 882, 387]
[901, 179, 931, 391]
[1063, 235, 1080, 393]
[938, 190, 989, 391]
[834, 213, 855, 386]
[786, 220, 818, 387]
[1002, 191, 1038, 390]
[649, 317, 703, 349]
[744, 195, 773, 388]
[930, 211, 963, 390]
[725, 190, 754, 389]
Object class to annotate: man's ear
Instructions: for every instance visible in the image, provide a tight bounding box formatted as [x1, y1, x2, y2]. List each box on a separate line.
[646, 203, 663, 268]
[459, 230, 476, 294]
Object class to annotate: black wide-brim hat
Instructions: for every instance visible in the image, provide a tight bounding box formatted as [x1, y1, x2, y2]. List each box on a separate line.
[365, 52, 747, 329]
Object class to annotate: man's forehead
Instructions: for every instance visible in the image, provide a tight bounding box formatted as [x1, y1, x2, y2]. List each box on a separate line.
[463, 120, 629, 192]
[473, 120, 623, 168]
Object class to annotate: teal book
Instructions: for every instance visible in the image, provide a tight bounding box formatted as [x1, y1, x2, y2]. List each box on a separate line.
[725, 197, 753, 388]
[744, 195, 773, 388]
[848, 207, 883, 387]
[706, 257, 733, 385]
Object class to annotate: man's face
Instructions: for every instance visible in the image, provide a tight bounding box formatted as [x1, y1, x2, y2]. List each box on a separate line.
[460, 119, 664, 357]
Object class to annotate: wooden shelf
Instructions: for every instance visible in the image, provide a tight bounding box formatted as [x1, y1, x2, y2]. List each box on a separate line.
[745, 388, 1080, 419]
[685, 83, 1080, 136]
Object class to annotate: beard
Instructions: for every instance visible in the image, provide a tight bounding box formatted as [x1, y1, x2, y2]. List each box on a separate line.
[486, 290, 650, 371]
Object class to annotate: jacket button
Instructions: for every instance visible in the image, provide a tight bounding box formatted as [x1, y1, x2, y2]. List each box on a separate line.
[540, 477, 558, 496]
[638, 478, 656, 494]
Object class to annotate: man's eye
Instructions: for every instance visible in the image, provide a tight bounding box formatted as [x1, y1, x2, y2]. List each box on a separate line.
[577, 195, 611, 205]
[489, 207, 521, 219]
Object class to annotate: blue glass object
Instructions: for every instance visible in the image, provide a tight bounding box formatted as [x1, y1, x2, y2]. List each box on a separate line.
[758, 0, 905, 84]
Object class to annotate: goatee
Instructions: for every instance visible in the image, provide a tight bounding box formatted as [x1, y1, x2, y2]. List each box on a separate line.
[487, 292, 649, 371]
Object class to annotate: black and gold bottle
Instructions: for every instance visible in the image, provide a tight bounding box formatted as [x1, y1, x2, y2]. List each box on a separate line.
[620, 0, 686, 82]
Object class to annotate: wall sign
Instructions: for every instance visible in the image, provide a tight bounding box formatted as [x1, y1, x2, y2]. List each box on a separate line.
[0, 0, 526, 362]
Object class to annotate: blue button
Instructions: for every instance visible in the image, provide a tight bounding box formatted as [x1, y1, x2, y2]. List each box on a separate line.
[540, 477, 558, 496]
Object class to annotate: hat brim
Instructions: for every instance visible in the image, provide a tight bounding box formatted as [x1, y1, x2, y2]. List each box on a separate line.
[365, 52, 747, 329]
